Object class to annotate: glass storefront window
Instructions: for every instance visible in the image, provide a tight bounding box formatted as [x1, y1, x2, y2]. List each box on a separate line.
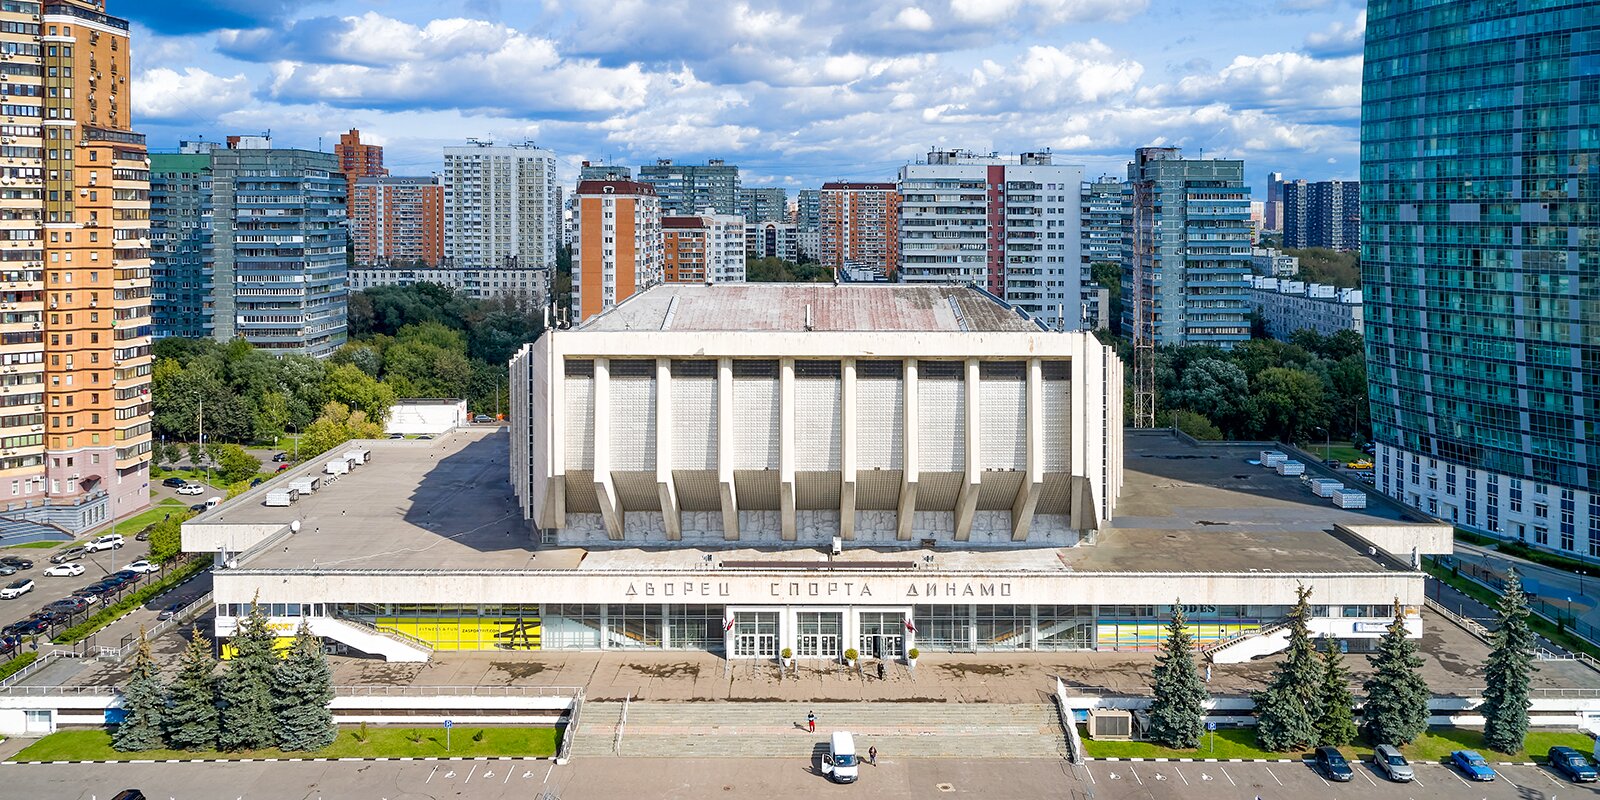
[667, 604, 723, 651]
[732, 611, 778, 657]
[857, 611, 903, 658]
[976, 604, 1032, 650]
[1036, 605, 1093, 651]
[610, 604, 662, 648]
[544, 604, 603, 650]
[796, 612, 842, 658]
[914, 605, 971, 651]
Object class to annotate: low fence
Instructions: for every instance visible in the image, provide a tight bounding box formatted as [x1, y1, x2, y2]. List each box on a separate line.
[1447, 557, 1600, 648]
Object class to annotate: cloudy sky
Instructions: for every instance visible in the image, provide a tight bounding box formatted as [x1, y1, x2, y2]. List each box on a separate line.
[125, 0, 1366, 195]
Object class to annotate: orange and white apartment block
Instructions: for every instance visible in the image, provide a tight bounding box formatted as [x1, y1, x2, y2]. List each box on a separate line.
[574, 181, 663, 322]
[819, 182, 900, 279]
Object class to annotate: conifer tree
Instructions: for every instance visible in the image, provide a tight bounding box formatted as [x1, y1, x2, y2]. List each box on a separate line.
[1361, 599, 1429, 744]
[1254, 585, 1323, 751]
[1147, 602, 1209, 748]
[166, 626, 221, 750]
[274, 620, 336, 751]
[113, 629, 166, 751]
[1482, 569, 1536, 754]
[1315, 638, 1356, 746]
[218, 597, 280, 750]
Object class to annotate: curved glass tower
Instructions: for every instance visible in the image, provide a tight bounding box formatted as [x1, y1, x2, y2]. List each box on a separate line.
[1362, 1, 1599, 555]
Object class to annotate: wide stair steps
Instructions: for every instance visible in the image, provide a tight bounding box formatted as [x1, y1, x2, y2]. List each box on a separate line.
[569, 701, 1067, 759]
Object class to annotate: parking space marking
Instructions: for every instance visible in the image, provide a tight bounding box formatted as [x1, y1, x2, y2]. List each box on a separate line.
[1129, 764, 1143, 785]
[1535, 766, 1561, 787]
[1083, 764, 1096, 785]
[424, 766, 436, 784]
[1359, 767, 1377, 787]
[1264, 765, 1283, 786]
[1219, 765, 1235, 786]
[1175, 766, 1189, 786]
[463, 764, 477, 785]
[1494, 769, 1518, 789]
[1447, 767, 1470, 787]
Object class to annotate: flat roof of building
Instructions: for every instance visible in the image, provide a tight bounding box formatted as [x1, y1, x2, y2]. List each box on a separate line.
[212, 428, 1421, 576]
[578, 284, 1045, 334]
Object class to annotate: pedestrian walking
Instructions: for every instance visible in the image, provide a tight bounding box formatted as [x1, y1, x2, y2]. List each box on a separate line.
[807, 711, 816, 733]
[868, 746, 878, 766]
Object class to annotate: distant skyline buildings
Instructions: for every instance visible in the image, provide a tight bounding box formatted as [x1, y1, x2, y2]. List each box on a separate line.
[443, 142, 559, 270]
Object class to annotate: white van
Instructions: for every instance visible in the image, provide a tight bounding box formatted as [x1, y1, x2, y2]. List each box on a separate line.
[822, 731, 859, 784]
[204, 496, 222, 510]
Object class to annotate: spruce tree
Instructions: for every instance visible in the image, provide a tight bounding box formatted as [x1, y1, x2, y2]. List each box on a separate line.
[1315, 638, 1356, 746]
[274, 620, 337, 751]
[218, 598, 280, 750]
[1254, 585, 1323, 751]
[1147, 602, 1209, 748]
[113, 629, 167, 751]
[1361, 599, 1429, 745]
[1482, 569, 1536, 754]
[166, 626, 221, 750]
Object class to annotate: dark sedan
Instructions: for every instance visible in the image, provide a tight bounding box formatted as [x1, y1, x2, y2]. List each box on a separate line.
[161, 477, 187, 488]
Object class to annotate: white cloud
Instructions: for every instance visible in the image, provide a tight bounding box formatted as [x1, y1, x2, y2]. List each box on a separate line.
[1304, 10, 1366, 56]
[1143, 51, 1361, 119]
[894, 6, 934, 30]
[133, 67, 252, 121]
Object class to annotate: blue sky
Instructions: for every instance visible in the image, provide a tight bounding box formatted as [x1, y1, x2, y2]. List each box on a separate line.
[125, 0, 1366, 195]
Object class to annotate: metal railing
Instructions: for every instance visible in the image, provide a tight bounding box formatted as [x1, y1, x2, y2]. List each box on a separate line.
[332, 613, 435, 654]
[1055, 677, 1083, 765]
[1425, 597, 1491, 642]
[94, 591, 214, 663]
[332, 685, 583, 698]
[0, 648, 83, 691]
[555, 688, 583, 763]
[613, 692, 631, 754]
[1200, 617, 1291, 661]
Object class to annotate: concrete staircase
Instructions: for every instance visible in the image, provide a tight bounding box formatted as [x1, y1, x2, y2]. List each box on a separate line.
[569, 701, 1068, 759]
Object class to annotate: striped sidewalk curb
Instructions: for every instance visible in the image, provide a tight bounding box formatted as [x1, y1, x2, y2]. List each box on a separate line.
[1086, 756, 1300, 764]
[5, 755, 555, 766]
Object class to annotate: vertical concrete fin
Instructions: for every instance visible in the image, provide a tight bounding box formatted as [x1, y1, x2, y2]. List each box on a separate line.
[718, 357, 739, 540]
[839, 358, 857, 540]
[592, 358, 623, 539]
[655, 358, 681, 540]
[1012, 358, 1044, 541]
[898, 358, 919, 541]
[779, 358, 797, 541]
[954, 357, 980, 541]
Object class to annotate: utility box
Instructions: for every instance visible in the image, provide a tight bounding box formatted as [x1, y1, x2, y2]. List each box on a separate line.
[289, 476, 320, 495]
[265, 490, 297, 507]
[342, 448, 371, 465]
[1309, 478, 1344, 497]
[1332, 489, 1367, 509]
[1087, 709, 1134, 740]
[324, 459, 351, 476]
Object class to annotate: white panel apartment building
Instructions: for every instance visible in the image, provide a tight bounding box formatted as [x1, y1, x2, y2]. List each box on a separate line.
[443, 142, 558, 270]
[1248, 277, 1363, 340]
[899, 150, 1086, 331]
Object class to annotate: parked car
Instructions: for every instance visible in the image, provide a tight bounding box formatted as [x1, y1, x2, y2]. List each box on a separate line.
[123, 560, 159, 574]
[1548, 746, 1598, 782]
[160, 477, 187, 488]
[0, 555, 33, 570]
[188, 503, 207, 512]
[44, 597, 87, 613]
[175, 483, 204, 496]
[1314, 746, 1353, 782]
[8, 616, 49, 635]
[1346, 459, 1373, 470]
[84, 534, 124, 553]
[157, 601, 185, 621]
[0, 578, 33, 599]
[43, 562, 85, 577]
[388, 432, 404, 439]
[250, 477, 264, 487]
[68, 590, 100, 606]
[473, 414, 494, 424]
[0, 563, 15, 576]
[110, 790, 147, 800]
[1372, 744, 1413, 782]
[1361, 442, 1376, 455]
[1451, 750, 1496, 781]
[48, 546, 87, 565]
[276, 463, 292, 472]
[272, 452, 290, 463]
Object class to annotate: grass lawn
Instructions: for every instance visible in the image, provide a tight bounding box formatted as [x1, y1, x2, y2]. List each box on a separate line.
[1298, 441, 1367, 464]
[2, 539, 63, 549]
[1080, 726, 1594, 764]
[13, 726, 561, 762]
[149, 466, 218, 485]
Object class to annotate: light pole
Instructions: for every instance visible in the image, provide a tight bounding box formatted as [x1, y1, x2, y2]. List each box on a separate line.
[1312, 426, 1331, 462]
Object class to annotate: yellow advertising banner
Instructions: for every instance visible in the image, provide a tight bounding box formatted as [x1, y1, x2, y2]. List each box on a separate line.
[374, 615, 542, 651]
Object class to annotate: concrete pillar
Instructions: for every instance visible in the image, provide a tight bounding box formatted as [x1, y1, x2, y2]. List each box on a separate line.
[655, 358, 681, 541]
[954, 358, 981, 541]
[1011, 358, 1043, 541]
[839, 358, 857, 540]
[592, 358, 624, 540]
[897, 359, 918, 541]
[544, 342, 567, 529]
[718, 357, 739, 541]
[779, 357, 797, 542]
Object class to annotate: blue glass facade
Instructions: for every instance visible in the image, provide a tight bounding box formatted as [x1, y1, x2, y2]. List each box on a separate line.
[1362, 0, 1599, 554]
[150, 153, 214, 339]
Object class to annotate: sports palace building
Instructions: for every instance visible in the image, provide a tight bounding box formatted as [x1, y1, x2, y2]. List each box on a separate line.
[183, 284, 1450, 662]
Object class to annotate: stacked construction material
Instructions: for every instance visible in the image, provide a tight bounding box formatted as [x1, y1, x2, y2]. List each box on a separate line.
[1332, 488, 1367, 509]
[1276, 460, 1305, 477]
[1309, 478, 1344, 497]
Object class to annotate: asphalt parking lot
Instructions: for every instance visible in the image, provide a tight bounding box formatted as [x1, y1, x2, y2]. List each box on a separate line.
[1, 754, 1595, 799]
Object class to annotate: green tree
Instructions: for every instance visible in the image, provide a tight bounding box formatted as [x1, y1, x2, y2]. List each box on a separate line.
[1147, 603, 1209, 748]
[166, 626, 221, 750]
[1251, 367, 1328, 443]
[1089, 261, 1122, 335]
[323, 363, 396, 423]
[1361, 600, 1430, 745]
[254, 391, 291, 443]
[1168, 409, 1223, 441]
[274, 621, 337, 751]
[1482, 569, 1537, 753]
[145, 510, 193, 563]
[112, 629, 166, 751]
[1254, 586, 1323, 751]
[215, 444, 262, 485]
[1315, 639, 1356, 746]
[1167, 358, 1252, 436]
[218, 599, 280, 751]
[1284, 247, 1360, 288]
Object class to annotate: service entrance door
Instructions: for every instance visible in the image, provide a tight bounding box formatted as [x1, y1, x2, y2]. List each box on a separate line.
[796, 612, 843, 658]
[731, 611, 779, 658]
[857, 611, 904, 658]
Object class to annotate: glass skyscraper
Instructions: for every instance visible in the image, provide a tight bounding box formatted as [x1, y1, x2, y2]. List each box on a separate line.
[1362, 0, 1599, 555]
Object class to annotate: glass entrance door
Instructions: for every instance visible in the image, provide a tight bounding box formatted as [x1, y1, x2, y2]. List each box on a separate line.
[731, 611, 779, 657]
[796, 612, 843, 658]
[857, 611, 904, 658]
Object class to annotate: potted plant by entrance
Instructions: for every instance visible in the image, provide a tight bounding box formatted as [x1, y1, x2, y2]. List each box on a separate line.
[907, 647, 920, 670]
[844, 647, 859, 668]
[781, 647, 794, 670]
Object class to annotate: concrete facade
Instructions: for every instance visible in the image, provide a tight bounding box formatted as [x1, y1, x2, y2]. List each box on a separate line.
[1248, 277, 1363, 339]
[443, 142, 558, 271]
